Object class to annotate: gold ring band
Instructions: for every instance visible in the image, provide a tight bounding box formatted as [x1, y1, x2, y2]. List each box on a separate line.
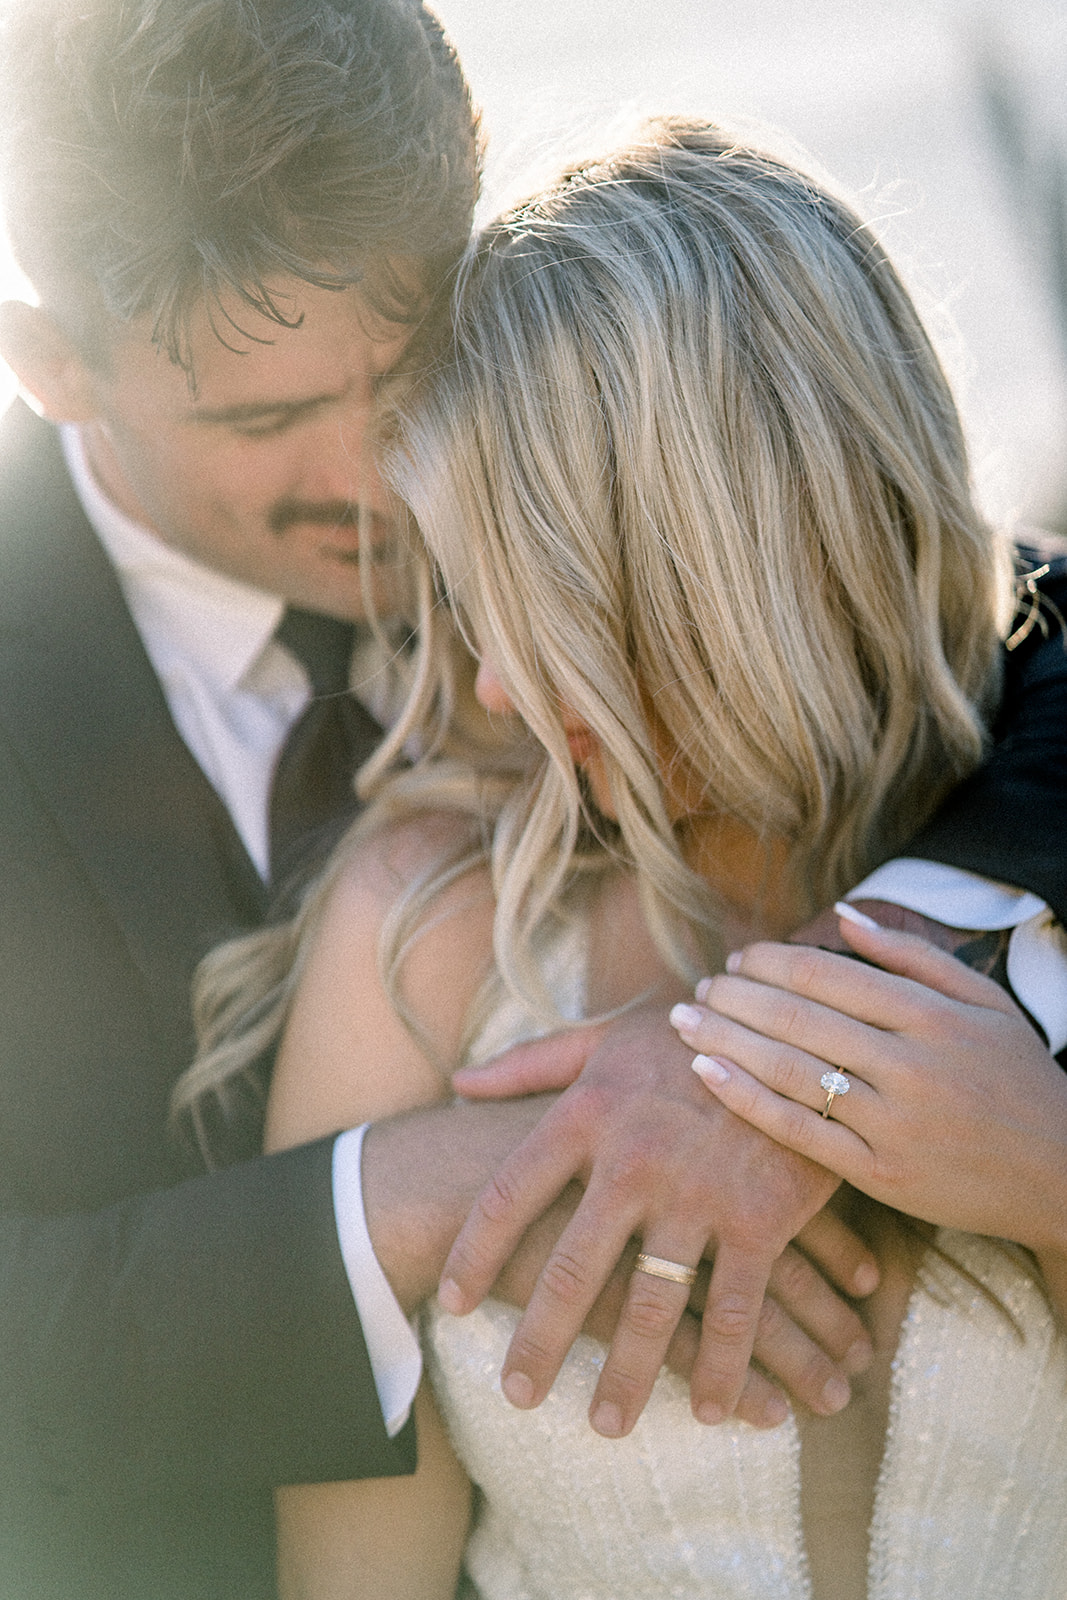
[634, 1252, 698, 1287]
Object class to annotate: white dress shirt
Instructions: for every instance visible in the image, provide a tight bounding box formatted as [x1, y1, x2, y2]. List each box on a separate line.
[62, 425, 421, 1436]
[848, 859, 1067, 1053]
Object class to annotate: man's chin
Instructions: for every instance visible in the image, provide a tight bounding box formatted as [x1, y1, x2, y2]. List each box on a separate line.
[290, 573, 404, 625]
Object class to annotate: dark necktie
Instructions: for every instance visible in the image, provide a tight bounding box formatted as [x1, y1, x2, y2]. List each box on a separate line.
[268, 606, 384, 889]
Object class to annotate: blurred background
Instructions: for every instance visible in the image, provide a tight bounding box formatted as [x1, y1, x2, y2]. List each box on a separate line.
[435, 0, 1067, 533]
[2, 0, 1066, 530]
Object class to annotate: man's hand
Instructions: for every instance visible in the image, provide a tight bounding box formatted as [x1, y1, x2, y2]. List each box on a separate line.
[794, 898, 1013, 981]
[441, 1007, 878, 1437]
[492, 1186, 875, 1430]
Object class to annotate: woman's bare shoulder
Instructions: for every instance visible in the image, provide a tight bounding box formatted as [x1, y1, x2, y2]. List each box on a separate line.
[324, 808, 492, 925]
[267, 810, 495, 1147]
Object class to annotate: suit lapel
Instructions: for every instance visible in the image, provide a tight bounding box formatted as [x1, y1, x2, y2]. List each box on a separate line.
[0, 403, 267, 1031]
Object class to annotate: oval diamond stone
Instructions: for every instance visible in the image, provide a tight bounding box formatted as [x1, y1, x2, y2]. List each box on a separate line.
[820, 1071, 850, 1095]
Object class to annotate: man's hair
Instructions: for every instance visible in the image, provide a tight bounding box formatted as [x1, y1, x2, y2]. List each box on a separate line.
[0, 0, 481, 363]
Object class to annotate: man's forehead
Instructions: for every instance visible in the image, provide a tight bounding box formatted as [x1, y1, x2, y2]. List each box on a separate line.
[112, 279, 412, 410]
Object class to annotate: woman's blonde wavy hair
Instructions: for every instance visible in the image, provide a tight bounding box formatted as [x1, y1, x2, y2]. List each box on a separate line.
[176, 116, 1012, 1151]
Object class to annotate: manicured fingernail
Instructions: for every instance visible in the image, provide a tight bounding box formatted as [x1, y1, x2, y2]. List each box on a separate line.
[692, 1054, 730, 1085]
[821, 1375, 851, 1413]
[833, 901, 881, 931]
[669, 1003, 703, 1033]
[852, 1261, 880, 1296]
[725, 950, 742, 973]
[591, 1401, 623, 1437]
[845, 1337, 873, 1374]
[694, 977, 713, 1002]
[759, 1394, 790, 1428]
[502, 1371, 535, 1408]
[437, 1277, 465, 1315]
[696, 1401, 726, 1426]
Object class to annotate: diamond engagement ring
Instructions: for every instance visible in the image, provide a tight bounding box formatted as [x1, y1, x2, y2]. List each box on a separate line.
[820, 1070, 850, 1118]
[635, 1253, 698, 1287]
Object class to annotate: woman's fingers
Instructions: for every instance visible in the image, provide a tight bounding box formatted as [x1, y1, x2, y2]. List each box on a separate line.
[689, 1051, 875, 1186]
[703, 917, 1020, 1039]
[671, 997, 879, 1106]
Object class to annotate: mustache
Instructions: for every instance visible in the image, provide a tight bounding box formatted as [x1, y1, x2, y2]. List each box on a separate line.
[268, 501, 396, 539]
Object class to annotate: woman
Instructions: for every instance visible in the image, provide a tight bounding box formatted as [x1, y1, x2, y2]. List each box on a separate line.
[186, 119, 1067, 1598]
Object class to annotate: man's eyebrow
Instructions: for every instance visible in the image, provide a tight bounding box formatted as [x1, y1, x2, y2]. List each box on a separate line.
[187, 396, 328, 424]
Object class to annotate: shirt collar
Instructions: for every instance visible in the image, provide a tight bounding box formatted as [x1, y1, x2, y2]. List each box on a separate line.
[61, 423, 284, 693]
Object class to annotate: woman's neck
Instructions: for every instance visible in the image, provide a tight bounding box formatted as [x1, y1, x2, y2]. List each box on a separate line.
[678, 811, 800, 944]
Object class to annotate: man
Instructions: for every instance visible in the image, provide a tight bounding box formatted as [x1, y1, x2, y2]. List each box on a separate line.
[0, 3, 480, 1595]
[0, 1, 1064, 1596]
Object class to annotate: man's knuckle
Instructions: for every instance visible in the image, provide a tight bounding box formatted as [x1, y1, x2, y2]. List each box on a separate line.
[769, 1250, 809, 1303]
[598, 1365, 645, 1408]
[566, 1080, 614, 1127]
[476, 1171, 520, 1225]
[625, 1285, 683, 1341]
[601, 1137, 666, 1198]
[540, 1249, 592, 1306]
[507, 1330, 554, 1373]
[754, 1293, 783, 1342]
[705, 1294, 756, 1344]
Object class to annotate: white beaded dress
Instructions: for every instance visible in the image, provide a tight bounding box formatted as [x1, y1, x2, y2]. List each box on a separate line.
[421, 920, 1067, 1600]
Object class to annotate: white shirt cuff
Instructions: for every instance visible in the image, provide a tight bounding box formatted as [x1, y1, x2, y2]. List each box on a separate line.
[331, 1125, 422, 1437]
[847, 859, 1067, 1054]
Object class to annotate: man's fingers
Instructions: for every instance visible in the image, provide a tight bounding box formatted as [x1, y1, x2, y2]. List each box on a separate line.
[767, 1241, 872, 1363]
[748, 1289, 853, 1417]
[498, 1194, 646, 1411]
[832, 915, 1021, 1011]
[664, 1310, 793, 1431]
[732, 1368, 792, 1429]
[452, 1022, 608, 1099]
[690, 1244, 775, 1423]
[439, 1128, 581, 1313]
[585, 1234, 708, 1436]
[792, 1207, 879, 1298]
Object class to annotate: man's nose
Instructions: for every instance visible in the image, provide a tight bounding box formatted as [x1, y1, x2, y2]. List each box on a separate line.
[474, 657, 516, 716]
[303, 397, 382, 506]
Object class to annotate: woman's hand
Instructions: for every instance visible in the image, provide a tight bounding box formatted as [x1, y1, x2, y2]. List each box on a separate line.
[670, 913, 1067, 1259]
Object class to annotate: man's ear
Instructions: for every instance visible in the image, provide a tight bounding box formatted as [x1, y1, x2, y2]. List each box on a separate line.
[0, 301, 101, 422]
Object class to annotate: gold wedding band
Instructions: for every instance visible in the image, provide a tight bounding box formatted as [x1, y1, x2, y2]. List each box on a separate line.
[634, 1252, 698, 1287]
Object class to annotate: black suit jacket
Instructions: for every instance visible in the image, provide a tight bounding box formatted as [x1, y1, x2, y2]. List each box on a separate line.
[0, 402, 413, 1600]
[910, 545, 1067, 923]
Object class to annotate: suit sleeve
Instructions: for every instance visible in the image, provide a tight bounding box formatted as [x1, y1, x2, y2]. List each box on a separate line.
[0, 1138, 415, 1507]
[906, 557, 1067, 924]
